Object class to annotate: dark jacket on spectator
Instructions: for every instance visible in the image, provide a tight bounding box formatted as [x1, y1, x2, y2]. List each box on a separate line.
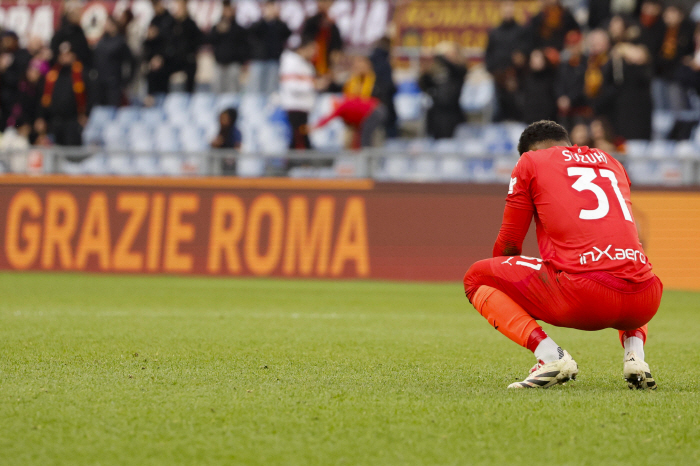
[613, 56, 653, 140]
[301, 13, 342, 75]
[639, 14, 665, 58]
[51, 20, 92, 68]
[530, 5, 579, 50]
[370, 46, 398, 136]
[150, 10, 175, 45]
[208, 19, 249, 64]
[0, 47, 31, 128]
[555, 53, 588, 108]
[655, 19, 695, 79]
[169, 16, 202, 66]
[248, 18, 292, 61]
[94, 33, 134, 87]
[519, 66, 558, 123]
[419, 55, 466, 139]
[485, 20, 531, 74]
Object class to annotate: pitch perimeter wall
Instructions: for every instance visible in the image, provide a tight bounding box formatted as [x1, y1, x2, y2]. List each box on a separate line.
[0, 176, 698, 290]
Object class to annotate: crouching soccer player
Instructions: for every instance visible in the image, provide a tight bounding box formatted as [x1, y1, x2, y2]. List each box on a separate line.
[463, 121, 663, 390]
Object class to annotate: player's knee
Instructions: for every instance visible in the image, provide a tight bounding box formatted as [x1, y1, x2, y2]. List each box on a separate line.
[463, 259, 491, 301]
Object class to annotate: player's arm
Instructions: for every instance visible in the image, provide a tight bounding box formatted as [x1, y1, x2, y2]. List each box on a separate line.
[494, 156, 535, 257]
[493, 204, 533, 257]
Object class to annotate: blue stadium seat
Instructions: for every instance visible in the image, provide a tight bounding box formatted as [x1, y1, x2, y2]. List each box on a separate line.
[88, 106, 116, 127]
[460, 80, 495, 113]
[413, 156, 439, 181]
[134, 155, 160, 175]
[624, 140, 649, 158]
[180, 126, 208, 152]
[439, 156, 469, 180]
[215, 93, 240, 113]
[106, 152, 134, 175]
[154, 125, 181, 152]
[128, 125, 155, 152]
[646, 140, 675, 159]
[114, 107, 141, 126]
[394, 93, 424, 122]
[382, 155, 411, 179]
[163, 92, 190, 115]
[237, 156, 266, 177]
[189, 92, 216, 114]
[652, 110, 675, 140]
[140, 107, 165, 127]
[673, 141, 698, 159]
[434, 139, 461, 154]
[103, 124, 128, 150]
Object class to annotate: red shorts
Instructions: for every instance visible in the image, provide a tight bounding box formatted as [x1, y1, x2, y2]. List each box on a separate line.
[463, 256, 663, 331]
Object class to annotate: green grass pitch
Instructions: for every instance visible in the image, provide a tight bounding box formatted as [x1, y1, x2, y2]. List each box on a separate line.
[1, 272, 699, 465]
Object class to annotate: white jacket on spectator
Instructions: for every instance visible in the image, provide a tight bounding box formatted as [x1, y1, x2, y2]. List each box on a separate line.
[279, 49, 316, 112]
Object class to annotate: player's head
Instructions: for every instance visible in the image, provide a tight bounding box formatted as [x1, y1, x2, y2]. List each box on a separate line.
[517, 120, 571, 155]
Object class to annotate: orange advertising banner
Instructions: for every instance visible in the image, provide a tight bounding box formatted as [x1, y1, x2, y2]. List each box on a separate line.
[1, 176, 697, 290]
[393, 0, 541, 50]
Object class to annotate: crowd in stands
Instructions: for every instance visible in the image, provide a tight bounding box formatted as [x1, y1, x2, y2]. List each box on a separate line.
[487, 0, 700, 149]
[1, 0, 700, 156]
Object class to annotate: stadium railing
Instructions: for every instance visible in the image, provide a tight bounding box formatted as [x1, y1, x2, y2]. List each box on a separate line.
[1, 146, 699, 186]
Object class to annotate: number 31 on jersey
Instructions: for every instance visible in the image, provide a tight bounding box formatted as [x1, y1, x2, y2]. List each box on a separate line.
[567, 167, 633, 222]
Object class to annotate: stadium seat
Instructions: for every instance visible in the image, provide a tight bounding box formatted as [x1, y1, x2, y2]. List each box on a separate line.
[140, 107, 165, 127]
[103, 124, 129, 150]
[215, 93, 240, 113]
[106, 152, 134, 175]
[133, 155, 161, 176]
[128, 125, 155, 152]
[394, 93, 424, 122]
[434, 139, 461, 154]
[673, 141, 698, 159]
[237, 156, 266, 177]
[624, 140, 649, 158]
[163, 92, 190, 116]
[380, 155, 410, 180]
[462, 138, 487, 157]
[652, 110, 675, 140]
[189, 92, 216, 114]
[114, 107, 141, 127]
[383, 138, 408, 152]
[439, 156, 468, 180]
[159, 154, 184, 176]
[88, 106, 116, 127]
[646, 140, 675, 159]
[82, 124, 103, 146]
[180, 126, 208, 152]
[154, 125, 181, 152]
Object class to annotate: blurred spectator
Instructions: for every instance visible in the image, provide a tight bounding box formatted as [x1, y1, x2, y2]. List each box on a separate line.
[212, 108, 241, 149]
[419, 42, 467, 139]
[369, 37, 398, 138]
[247, 0, 292, 94]
[583, 29, 615, 121]
[529, 0, 579, 51]
[590, 117, 617, 153]
[485, 0, 530, 121]
[51, 3, 92, 69]
[93, 16, 135, 106]
[589, 0, 640, 29]
[208, 0, 249, 93]
[315, 55, 387, 149]
[1, 31, 32, 130]
[556, 31, 587, 126]
[143, 0, 174, 100]
[36, 42, 89, 146]
[519, 49, 558, 123]
[301, 0, 343, 79]
[169, 0, 203, 93]
[5, 58, 44, 136]
[569, 121, 593, 146]
[653, 4, 695, 111]
[279, 40, 318, 149]
[639, 0, 665, 56]
[676, 23, 700, 95]
[612, 41, 654, 140]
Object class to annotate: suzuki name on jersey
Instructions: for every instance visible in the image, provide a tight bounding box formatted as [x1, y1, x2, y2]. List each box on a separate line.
[562, 149, 608, 164]
[579, 245, 647, 265]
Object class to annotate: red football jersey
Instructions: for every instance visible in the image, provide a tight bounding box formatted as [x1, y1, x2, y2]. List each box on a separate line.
[507, 145, 654, 282]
